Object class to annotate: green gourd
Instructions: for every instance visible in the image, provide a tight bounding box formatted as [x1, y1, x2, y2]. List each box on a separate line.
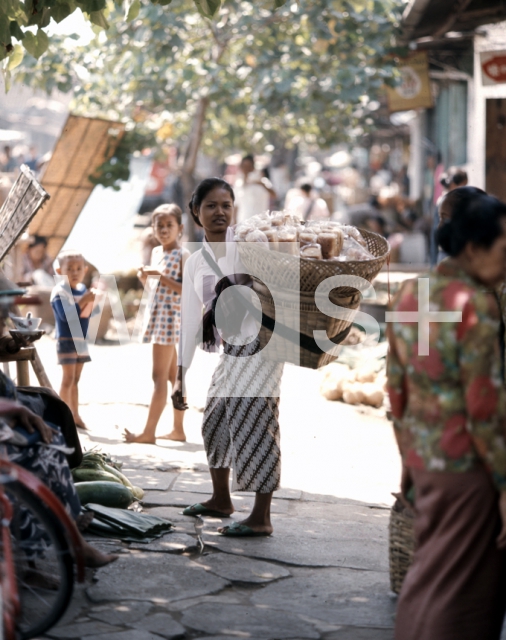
[72, 468, 123, 484]
[75, 481, 135, 508]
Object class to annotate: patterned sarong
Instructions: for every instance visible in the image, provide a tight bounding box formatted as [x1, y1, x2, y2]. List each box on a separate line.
[202, 337, 284, 493]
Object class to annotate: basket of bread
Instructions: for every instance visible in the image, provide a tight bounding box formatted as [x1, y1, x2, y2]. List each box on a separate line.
[235, 212, 390, 369]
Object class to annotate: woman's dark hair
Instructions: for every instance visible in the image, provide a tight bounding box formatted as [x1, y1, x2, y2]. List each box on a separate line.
[440, 167, 468, 189]
[188, 178, 235, 227]
[436, 193, 506, 257]
[439, 186, 485, 216]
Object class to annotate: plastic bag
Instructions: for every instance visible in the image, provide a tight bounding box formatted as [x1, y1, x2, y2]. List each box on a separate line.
[340, 225, 367, 247]
[245, 229, 269, 247]
[336, 235, 374, 261]
[300, 243, 322, 259]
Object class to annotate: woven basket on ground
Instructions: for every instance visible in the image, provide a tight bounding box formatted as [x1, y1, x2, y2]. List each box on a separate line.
[253, 280, 361, 369]
[389, 497, 415, 594]
[238, 228, 390, 296]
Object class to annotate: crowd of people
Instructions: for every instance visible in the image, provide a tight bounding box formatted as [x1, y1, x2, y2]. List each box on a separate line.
[0, 145, 40, 174]
[4, 152, 506, 637]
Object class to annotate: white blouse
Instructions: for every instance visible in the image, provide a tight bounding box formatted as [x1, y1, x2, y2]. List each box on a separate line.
[178, 227, 258, 369]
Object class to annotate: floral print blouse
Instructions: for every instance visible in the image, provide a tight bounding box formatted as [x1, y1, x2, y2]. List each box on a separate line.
[387, 259, 506, 491]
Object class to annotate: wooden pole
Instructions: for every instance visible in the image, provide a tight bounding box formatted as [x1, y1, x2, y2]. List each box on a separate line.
[16, 359, 30, 386]
[31, 349, 53, 390]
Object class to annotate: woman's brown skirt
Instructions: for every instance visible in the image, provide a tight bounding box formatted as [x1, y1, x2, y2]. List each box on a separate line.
[395, 467, 506, 640]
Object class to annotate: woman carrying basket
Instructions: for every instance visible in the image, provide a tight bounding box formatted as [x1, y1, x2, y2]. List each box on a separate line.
[172, 178, 284, 537]
[387, 192, 506, 640]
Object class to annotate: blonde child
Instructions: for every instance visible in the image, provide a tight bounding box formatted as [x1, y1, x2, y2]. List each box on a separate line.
[50, 251, 96, 430]
[124, 204, 189, 444]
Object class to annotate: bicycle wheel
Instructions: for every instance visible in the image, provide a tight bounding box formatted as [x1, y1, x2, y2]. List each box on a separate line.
[2, 480, 74, 639]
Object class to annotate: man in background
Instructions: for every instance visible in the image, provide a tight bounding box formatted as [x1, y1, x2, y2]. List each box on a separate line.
[234, 154, 276, 222]
[285, 182, 330, 221]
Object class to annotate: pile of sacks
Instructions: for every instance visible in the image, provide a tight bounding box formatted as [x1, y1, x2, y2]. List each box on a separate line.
[320, 362, 386, 408]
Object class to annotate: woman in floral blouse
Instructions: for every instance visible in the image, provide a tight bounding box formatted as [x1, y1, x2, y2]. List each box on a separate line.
[387, 192, 506, 640]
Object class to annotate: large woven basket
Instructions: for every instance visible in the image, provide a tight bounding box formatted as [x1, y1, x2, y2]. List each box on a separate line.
[239, 228, 389, 368]
[253, 280, 361, 369]
[389, 498, 415, 594]
[238, 228, 390, 296]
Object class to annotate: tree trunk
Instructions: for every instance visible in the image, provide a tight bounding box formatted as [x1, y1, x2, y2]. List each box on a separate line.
[179, 95, 209, 242]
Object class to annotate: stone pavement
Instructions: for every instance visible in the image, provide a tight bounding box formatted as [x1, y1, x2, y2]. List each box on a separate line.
[30, 337, 402, 640]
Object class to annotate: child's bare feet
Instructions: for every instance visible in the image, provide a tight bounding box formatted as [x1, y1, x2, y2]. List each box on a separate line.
[74, 416, 89, 430]
[158, 430, 186, 442]
[123, 429, 156, 445]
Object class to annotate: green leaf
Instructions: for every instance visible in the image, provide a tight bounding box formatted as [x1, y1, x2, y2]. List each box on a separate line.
[89, 9, 109, 29]
[50, 3, 73, 23]
[274, 0, 287, 7]
[80, 0, 106, 11]
[194, 0, 221, 18]
[27, 7, 52, 28]
[22, 29, 49, 58]
[6, 42, 23, 69]
[126, 0, 140, 21]
[9, 20, 25, 40]
[0, 13, 12, 46]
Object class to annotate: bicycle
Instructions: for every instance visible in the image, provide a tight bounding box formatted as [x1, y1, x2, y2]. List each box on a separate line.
[0, 456, 85, 639]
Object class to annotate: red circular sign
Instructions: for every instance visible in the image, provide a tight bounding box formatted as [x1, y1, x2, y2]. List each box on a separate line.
[483, 55, 506, 82]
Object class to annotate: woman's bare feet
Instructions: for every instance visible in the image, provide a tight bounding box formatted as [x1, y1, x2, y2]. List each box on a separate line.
[218, 515, 273, 535]
[157, 429, 186, 442]
[218, 492, 274, 535]
[198, 497, 235, 516]
[81, 540, 119, 568]
[123, 429, 156, 444]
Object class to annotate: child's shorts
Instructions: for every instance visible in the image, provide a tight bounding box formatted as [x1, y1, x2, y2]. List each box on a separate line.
[57, 338, 91, 365]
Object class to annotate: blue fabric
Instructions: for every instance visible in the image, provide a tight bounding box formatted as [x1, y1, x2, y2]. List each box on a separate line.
[51, 286, 91, 339]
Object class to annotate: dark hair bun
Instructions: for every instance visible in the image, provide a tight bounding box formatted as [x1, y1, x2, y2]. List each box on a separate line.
[435, 193, 506, 257]
[440, 167, 468, 189]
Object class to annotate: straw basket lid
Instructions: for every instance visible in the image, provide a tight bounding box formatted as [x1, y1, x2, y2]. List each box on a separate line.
[237, 228, 390, 293]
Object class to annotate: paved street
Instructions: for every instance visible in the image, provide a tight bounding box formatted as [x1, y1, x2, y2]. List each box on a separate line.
[29, 335, 403, 640]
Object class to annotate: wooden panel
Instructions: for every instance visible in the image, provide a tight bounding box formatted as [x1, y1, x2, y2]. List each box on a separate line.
[486, 98, 506, 202]
[41, 117, 91, 186]
[60, 121, 110, 188]
[28, 115, 125, 257]
[33, 187, 76, 236]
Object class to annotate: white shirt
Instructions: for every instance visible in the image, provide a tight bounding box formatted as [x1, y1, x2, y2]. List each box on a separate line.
[178, 227, 258, 369]
[235, 170, 271, 222]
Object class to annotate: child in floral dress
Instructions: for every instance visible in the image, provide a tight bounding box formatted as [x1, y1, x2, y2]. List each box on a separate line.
[124, 204, 189, 443]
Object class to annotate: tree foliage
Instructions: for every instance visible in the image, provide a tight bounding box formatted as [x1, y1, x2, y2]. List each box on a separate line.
[10, 0, 402, 190]
[0, 0, 286, 69]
